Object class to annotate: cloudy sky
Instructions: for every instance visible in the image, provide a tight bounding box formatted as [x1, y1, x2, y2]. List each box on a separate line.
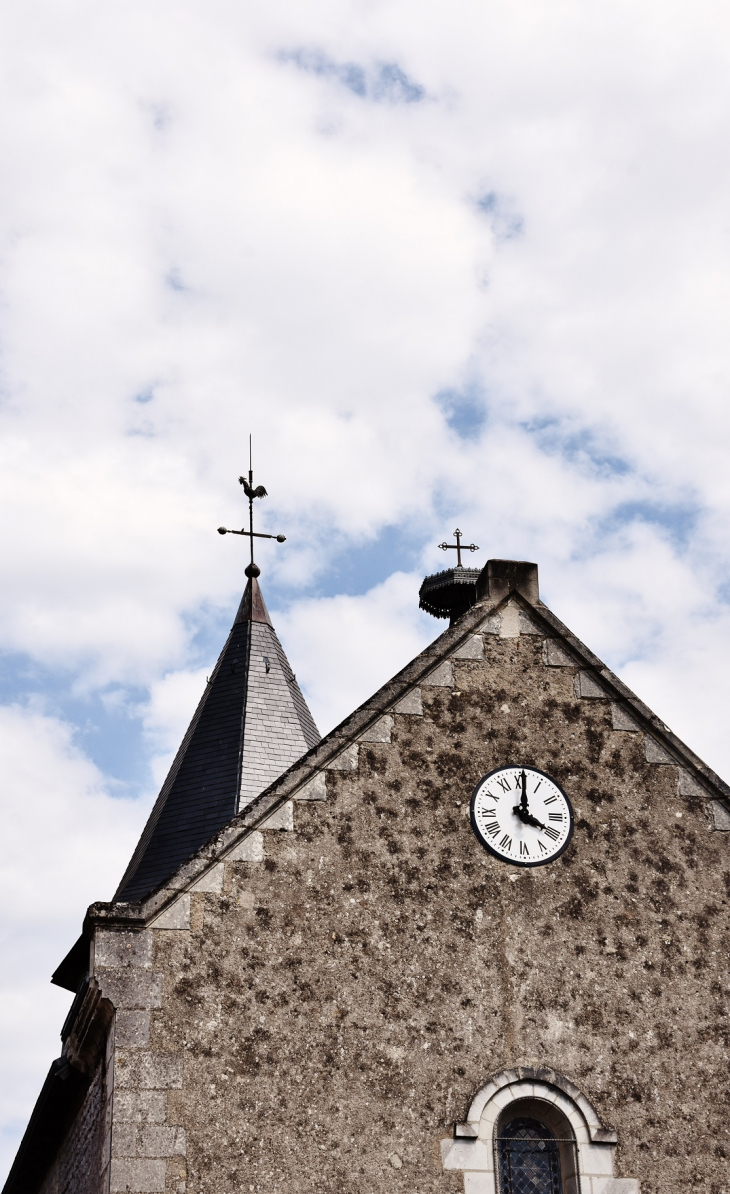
[2, 0, 730, 1175]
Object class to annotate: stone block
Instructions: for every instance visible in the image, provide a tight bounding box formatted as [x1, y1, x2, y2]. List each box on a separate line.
[498, 603, 521, 638]
[577, 1141, 615, 1176]
[441, 1138, 492, 1171]
[519, 610, 542, 634]
[394, 689, 422, 715]
[115, 1050, 184, 1091]
[115, 1010, 150, 1049]
[359, 714, 394, 742]
[96, 930, 152, 970]
[97, 970, 163, 1011]
[611, 704, 640, 732]
[590, 1181, 639, 1194]
[111, 1122, 137, 1157]
[710, 800, 730, 831]
[114, 1091, 167, 1124]
[453, 635, 484, 660]
[190, 864, 224, 893]
[677, 769, 710, 799]
[261, 801, 294, 831]
[150, 895, 190, 931]
[295, 773, 327, 801]
[326, 743, 359, 771]
[575, 671, 608, 699]
[643, 737, 674, 764]
[109, 1157, 166, 1192]
[137, 1125, 186, 1157]
[423, 660, 454, 686]
[543, 639, 576, 667]
[463, 1171, 495, 1192]
[227, 831, 264, 862]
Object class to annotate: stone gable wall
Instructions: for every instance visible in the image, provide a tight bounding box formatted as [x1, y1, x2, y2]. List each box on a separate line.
[97, 607, 729, 1194]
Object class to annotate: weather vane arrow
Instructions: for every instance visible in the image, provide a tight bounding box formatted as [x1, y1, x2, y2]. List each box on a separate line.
[218, 436, 286, 576]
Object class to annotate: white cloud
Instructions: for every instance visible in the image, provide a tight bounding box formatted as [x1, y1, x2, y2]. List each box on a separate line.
[0, 705, 143, 1179]
[140, 665, 210, 788]
[274, 571, 436, 734]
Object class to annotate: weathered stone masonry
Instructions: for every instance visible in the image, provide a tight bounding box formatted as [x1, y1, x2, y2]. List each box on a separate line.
[78, 589, 730, 1194]
[16, 577, 730, 1194]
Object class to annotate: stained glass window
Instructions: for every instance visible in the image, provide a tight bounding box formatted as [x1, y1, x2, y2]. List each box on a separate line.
[497, 1116, 564, 1194]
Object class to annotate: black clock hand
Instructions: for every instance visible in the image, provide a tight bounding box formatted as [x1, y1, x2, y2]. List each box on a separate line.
[511, 805, 547, 831]
[512, 770, 530, 821]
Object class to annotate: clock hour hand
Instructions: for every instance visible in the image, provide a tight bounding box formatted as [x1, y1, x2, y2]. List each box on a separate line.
[511, 805, 547, 831]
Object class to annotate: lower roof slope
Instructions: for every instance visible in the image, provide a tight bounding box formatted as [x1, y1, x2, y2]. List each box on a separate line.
[114, 576, 320, 904]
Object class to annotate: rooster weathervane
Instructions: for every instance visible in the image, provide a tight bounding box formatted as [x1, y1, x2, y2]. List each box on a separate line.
[218, 436, 286, 576]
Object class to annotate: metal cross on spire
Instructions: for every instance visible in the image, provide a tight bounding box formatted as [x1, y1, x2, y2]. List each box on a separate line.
[218, 436, 286, 577]
[439, 528, 479, 568]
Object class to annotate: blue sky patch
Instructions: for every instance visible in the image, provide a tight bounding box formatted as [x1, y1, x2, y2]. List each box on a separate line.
[435, 385, 487, 440]
[165, 269, 186, 292]
[317, 523, 424, 596]
[261, 522, 429, 607]
[594, 499, 701, 551]
[522, 417, 632, 479]
[0, 652, 153, 796]
[280, 49, 426, 104]
[475, 191, 524, 241]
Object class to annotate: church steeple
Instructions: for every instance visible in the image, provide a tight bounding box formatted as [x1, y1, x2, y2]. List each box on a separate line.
[114, 464, 319, 905]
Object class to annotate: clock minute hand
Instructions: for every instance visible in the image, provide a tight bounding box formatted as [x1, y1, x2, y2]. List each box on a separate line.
[519, 769, 529, 813]
[512, 772, 527, 821]
[513, 772, 535, 824]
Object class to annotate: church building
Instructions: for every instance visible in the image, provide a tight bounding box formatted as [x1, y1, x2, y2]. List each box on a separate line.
[4, 499, 730, 1193]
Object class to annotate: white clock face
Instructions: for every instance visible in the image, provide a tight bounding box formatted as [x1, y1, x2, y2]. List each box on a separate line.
[470, 766, 574, 867]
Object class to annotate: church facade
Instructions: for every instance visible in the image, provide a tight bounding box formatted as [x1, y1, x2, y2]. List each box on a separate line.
[5, 557, 729, 1194]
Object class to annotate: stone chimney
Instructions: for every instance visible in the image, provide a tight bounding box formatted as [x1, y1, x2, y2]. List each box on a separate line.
[476, 559, 539, 605]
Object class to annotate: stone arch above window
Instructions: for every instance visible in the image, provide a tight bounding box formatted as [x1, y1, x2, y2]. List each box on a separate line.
[441, 1067, 639, 1194]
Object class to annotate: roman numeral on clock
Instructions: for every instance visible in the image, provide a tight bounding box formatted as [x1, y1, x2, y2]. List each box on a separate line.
[544, 794, 558, 805]
[484, 821, 500, 837]
[499, 833, 513, 851]
[496, 776, 511, 792]
[537, 840, 548, 854]
[519, 840, 530, 857]
[544, 826, 560, 841]
[548, 813, 563, 822]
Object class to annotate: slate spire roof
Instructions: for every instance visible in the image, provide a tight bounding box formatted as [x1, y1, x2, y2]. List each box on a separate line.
[114, 574, 320, 904]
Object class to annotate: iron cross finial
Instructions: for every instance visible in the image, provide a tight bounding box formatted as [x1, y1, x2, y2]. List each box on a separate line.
[438, 527, 479, 568]
[217, 435, 286, 576]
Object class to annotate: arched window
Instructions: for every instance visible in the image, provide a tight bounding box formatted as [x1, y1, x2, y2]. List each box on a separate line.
[497, 1115, 563, 1194]
[441, 1066, 639, 1194]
